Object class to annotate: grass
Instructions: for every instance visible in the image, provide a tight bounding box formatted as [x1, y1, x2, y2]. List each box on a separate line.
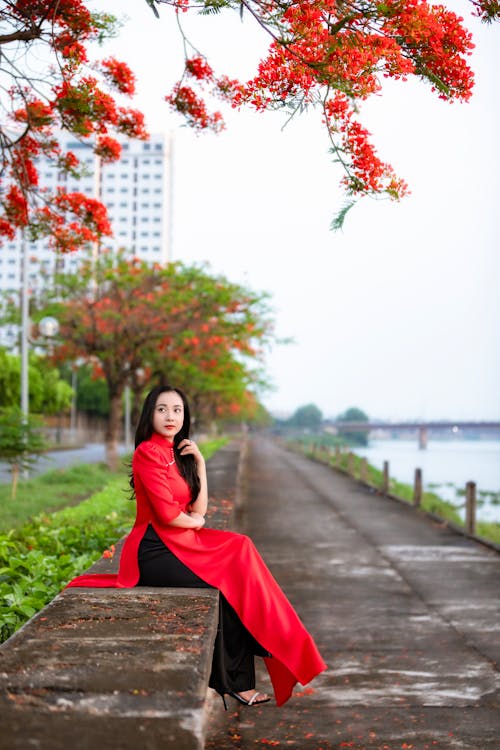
[199, 436, 229, 461]
[0, 461, 129, 533]
[0, 436, 229, 533]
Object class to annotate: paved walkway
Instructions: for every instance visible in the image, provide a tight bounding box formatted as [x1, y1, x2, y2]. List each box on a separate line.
[206, 438, 500, 750]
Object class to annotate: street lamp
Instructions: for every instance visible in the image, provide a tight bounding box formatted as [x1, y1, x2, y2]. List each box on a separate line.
[38, 316, 60, 340]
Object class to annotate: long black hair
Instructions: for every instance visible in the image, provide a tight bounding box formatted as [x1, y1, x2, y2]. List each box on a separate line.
[130, 384, 200, 501]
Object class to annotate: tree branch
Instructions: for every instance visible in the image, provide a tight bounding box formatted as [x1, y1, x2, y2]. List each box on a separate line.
[0, 25, 42, 45]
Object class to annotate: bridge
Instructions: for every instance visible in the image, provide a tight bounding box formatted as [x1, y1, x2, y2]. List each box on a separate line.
[324, 420, 500, 449]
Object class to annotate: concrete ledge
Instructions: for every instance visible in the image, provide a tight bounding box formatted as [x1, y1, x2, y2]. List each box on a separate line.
[0, 438, 245, 750]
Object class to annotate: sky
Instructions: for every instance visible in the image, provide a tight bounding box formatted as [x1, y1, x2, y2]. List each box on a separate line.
[102, 0, 500, 422]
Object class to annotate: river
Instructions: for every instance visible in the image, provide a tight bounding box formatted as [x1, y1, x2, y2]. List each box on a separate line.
[353, 439, 500, 523]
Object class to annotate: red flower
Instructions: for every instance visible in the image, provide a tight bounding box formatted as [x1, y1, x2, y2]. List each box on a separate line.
[186, 56, 214, 81]
[101, 57, 136, 96]
[95, 135, 122, 163]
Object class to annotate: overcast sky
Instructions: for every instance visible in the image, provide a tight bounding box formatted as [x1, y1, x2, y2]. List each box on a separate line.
[103, 0, 500, 421]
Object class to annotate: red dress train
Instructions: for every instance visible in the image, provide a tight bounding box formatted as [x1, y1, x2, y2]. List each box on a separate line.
[67, 433, 327, 706]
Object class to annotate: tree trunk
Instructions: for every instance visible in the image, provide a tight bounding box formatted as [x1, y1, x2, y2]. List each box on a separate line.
[130, 383, 144, 436]
[105, 390, 123, 471]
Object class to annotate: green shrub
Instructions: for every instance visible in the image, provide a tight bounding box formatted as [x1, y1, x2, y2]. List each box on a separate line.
[0, 436, 228, 643]
[0, 477, 133, 642]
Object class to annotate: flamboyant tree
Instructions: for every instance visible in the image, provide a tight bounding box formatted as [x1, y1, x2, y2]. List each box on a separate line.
[0, 1, 147, 252]
[0, 0, 497, 238]
[29, 252, 274, 469]
[158, 0, 499, 224]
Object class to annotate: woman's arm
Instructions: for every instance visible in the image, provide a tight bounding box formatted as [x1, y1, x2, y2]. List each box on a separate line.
[168, 510, 205, 530]
[178, 439, 208, 517]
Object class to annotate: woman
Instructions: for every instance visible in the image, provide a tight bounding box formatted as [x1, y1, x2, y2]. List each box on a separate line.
[68, 385, 327, 708]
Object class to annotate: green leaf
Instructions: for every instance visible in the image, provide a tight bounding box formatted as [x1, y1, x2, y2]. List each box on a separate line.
[330, 200, 355, 231]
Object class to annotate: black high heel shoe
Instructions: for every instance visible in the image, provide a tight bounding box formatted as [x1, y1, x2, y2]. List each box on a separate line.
[221, 690, 271, 709]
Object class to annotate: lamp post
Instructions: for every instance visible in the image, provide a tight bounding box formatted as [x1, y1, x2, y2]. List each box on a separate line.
[38, 316, 60, 443]
[20, 232, 29, 420]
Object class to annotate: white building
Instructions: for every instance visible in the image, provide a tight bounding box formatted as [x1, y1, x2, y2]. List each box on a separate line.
[0, 132, 172, 295]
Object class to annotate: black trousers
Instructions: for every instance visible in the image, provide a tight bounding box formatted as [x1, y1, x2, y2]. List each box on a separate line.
[138, 524, 267, 694]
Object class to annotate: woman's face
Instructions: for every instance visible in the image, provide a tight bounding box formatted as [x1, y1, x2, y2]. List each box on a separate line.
[152, 391, 184, 440]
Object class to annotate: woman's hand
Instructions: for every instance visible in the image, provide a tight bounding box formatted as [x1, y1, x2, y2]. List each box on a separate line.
[178, 438, 205, 466]
[188, 511, 205, 530]
[179, 438, 208, 517]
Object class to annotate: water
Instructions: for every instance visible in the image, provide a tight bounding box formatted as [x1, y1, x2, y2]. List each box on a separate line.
[353, 439, 500, 523]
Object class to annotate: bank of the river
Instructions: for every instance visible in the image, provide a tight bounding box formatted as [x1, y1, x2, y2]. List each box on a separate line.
[354, 438, 500, 523]
[287, 436, 500, 546]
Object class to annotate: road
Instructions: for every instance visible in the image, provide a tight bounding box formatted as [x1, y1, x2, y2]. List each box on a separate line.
[0, 443, 130, 483]
[206, 438, 500, 750]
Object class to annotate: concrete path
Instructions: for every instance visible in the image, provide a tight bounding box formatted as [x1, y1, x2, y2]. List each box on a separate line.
[206, 438, 500, 750]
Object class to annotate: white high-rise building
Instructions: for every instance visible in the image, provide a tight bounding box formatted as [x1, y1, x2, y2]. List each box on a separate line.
[0, 132, 172, 295]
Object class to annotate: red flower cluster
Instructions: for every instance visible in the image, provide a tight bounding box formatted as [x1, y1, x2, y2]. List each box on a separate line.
[95, 135, 122, 163]
[0, 1, 148, 253]
[162, 0, 488, 218]
[102, 544, 116, 559]
[324, 93, 409, 199]
[185, 56, 214, 81]
[101, 57, 136, 96]
[166, 84, 224, 133]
